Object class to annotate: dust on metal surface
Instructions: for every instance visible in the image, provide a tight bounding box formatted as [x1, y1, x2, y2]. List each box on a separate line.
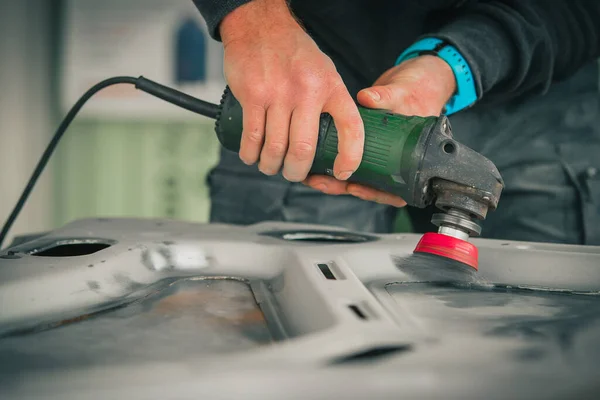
[385, 281, 600, 364]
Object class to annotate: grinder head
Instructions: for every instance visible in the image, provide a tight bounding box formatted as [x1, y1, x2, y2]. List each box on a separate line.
[410, 116, 503, 270]
[413, 232, 479, 270]
[413, 205, 483, 270]
[410, 117, 502, 271]
[413, 202, 485, 270]
[414, 183, 492, 271]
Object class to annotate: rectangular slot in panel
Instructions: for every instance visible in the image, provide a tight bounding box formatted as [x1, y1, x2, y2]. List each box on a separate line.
[348, 304, 368, 320]
[317, 263, 337, 280]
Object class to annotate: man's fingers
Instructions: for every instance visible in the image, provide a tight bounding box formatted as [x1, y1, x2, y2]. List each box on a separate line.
[239, 103, 267, 165]
[305, 176, 407, 207]
[283, 104, 321, 182]
[303, 175, 349, 195]
[323, 88, 364, 181]
[347, 183, 407, 207]
[259, 105, 292, 175]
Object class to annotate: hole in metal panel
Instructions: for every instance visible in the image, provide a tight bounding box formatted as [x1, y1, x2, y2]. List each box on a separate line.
[317, 263, 336, 280]
[281, 232, 368, 243]
[348, 304, 368, 320]
[331, 345, 412, 365]
[261, 230, 377, 243]
[31, 242, 111, 257]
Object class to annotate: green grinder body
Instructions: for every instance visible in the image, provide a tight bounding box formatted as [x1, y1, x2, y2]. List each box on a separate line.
[311, 107, 437, 204]
[215, 87, 445, 208]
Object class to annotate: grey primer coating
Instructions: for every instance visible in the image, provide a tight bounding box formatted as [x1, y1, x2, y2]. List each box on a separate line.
[1, 219, 600, 399]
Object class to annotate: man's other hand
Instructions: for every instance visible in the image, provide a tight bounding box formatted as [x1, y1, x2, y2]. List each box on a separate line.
[304, 55, 457, 207]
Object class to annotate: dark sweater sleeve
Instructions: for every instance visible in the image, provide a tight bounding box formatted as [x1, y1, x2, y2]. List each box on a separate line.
[423, 0, 600, 101]
[192, 0, 253, 40]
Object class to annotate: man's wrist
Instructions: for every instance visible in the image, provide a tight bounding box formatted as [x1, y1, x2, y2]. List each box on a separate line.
[417, 55, 457, 104]
[396, 38, 477, 115]
[220, 0, 296, 46]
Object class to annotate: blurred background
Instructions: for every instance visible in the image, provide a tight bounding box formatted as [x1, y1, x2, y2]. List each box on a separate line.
[0, 0, 225, 245]
[0, 0, 415, 246]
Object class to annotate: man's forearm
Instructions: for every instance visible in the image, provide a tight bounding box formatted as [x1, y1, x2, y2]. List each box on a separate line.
[424, 0, 600, 102]
[220, 0, 296, 46]
[192, 0, 253, 40]
[193, 0, 295, 42]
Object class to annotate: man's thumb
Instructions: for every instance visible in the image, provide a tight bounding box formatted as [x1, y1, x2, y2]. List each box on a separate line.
[357, 86, 397, 110]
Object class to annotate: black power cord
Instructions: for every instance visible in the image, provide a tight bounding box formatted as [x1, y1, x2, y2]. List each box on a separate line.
[0, 76, 220, 249]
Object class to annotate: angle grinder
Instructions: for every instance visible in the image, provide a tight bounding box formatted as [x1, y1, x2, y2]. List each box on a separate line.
[215, 85, 503, 270]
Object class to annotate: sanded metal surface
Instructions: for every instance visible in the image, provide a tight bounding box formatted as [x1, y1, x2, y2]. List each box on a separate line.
[385, 282, 600, 364]
[0, 218, 599, 399]
[0, 279, 272, 377]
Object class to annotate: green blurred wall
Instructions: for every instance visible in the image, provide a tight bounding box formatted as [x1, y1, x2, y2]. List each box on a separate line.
[54, 118, 220, 226]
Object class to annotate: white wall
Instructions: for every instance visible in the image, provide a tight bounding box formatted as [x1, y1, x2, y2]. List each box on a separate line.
[0, 0, 54, 247]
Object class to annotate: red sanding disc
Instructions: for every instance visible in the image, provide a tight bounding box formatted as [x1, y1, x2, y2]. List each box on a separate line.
[413, 232, 479, 270]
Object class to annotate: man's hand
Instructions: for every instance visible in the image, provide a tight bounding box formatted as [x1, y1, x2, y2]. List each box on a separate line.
[304, 55, 457, 207]
[220, 0, 364, 182]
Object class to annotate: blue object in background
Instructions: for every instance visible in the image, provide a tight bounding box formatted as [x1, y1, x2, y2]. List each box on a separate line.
[175, 17, 207, 83]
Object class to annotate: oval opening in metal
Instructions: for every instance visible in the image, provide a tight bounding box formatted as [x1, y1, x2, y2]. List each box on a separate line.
[262, 230, 377, 244]
[31, 242, 111, 257]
